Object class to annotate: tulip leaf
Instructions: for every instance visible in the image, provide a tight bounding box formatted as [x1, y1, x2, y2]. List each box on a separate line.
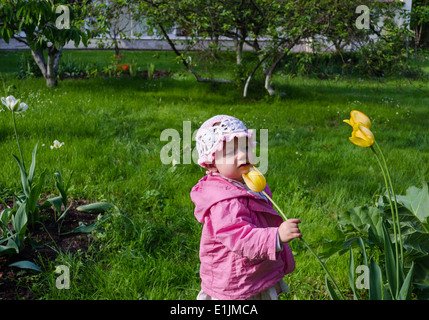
[398, 263, 415, 300]
[9, 260, 41, 272]
[325, 274, 340, 300]
[0, 239, 19, 255]
[47, 196, 63, 215]
[61, 214, 111, 235]
[28, 169, 46, 216]
[77, 202, 117, 214]
[13, 155, 29, 198]
[382, 222, 404, 299]
[348, 247, 358, 300]
[28, 142, 38, 185]
[369, 259, 385, 300]
[12, 202, 27, 234]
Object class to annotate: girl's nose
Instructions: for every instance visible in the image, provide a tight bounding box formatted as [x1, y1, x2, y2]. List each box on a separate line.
[236, 148, 248, 163]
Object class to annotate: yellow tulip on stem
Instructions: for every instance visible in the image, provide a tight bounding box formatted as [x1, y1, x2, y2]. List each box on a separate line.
[369, 144, 402, 299]
[344, 110, 403, 299]
[242, 166, 346, 300]
[373, 141, 403, 263]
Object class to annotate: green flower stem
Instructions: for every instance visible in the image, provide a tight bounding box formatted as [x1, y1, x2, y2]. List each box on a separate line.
[12, 111, 25, 171]
[57, 150, 62, 178]
[370, 145, 400, 299]
[262, 190, 346, 300]
[374, 141, 404, 263]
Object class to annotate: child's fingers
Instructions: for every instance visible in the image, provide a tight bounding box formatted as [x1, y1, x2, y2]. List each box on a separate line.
[287, 218, 301, 224]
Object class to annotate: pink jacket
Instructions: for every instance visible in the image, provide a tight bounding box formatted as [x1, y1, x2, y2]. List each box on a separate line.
[190, 173, 295, 300]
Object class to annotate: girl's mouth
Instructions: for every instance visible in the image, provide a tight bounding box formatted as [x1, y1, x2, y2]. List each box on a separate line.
[239, 163, 251, 169]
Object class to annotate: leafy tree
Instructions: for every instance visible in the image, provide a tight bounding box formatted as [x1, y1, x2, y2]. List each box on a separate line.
[410, 0, 429, 51]
[0, 0, 101, 87]
[136, 0, 332, 96]
[95, 0, 138, 56]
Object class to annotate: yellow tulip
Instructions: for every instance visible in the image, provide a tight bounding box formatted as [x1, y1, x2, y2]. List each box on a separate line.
[242, 165, 346, 299]
[349, 123, 375, 147]
[242, 166, 266, 192]
[343, 110, 371, 129]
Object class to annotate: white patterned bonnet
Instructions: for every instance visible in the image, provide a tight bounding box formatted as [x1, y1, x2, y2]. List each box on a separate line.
[195, 115, 256, 168]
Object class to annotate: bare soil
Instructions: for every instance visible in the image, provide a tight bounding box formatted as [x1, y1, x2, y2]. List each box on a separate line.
[0, 198, 99, 300]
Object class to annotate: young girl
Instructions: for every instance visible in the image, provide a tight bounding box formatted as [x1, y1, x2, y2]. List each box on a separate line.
[190, 115, 302, 300]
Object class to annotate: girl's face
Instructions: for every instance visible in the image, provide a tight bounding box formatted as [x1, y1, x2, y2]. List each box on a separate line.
[208, 136, 255, 182]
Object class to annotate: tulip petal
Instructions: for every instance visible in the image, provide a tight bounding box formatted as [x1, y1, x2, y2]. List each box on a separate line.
[242, 166, 266, 192]
[349, 137, 370, 147]
[343, 119, 353, 127]
[350, 110, 371, 129]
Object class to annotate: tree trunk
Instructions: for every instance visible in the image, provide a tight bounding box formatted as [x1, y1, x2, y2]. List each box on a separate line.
[264, 51, 287, 96]
[31, 46, 62, 87]
[235, 36, 244, 65]
[46, 45, 62, 87]
[30, 49, 47, 79]
[243, 50, 273, 98]
[114, 41, 120, 57]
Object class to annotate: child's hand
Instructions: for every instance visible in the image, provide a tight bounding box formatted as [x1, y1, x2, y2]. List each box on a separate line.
[278, 219, 302, 243]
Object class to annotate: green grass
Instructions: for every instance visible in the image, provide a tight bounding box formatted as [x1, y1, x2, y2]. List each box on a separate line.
[0, 49, 428, 300]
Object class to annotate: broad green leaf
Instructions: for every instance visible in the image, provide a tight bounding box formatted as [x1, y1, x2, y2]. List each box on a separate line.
[338, 205, 384, 245]
[414, 255, 429, 298]
[9, 260, 41, 272]
[0, 239, 19, 255]
[0, 208, 13, 227]
[12, 202, 27, 234]
[402, 232, 429, 258]
[47, 196, 63, 214]
[77, 202, 117, 214]
[395, 183, 429, 232]
[398, 263, 415, 300]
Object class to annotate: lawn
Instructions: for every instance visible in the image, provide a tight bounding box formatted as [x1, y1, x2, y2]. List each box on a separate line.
[0, 49, 428, 300]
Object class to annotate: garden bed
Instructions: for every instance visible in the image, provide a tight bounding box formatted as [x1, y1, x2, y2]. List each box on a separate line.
[0, 198, 97, 300]
[59, 69, 170, 80]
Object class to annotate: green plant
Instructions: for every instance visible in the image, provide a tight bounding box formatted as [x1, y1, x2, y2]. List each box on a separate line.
[17, 53, 43, 79]
[13, 143, 47, 228]
[129, 61, 138, 77]
[0, 199, 27, 254]
[59, 59, 87, 78]
[46, 140, 74, 223]
[321, 110, 428, 300]
[1, 96, 46, 229]
[147, 63, 155, 79]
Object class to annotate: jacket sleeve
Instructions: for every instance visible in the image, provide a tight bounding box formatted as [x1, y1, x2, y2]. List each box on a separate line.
[209, 198, 279, 261]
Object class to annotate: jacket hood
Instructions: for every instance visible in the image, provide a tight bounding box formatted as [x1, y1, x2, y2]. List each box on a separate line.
[190, 173, 272, 223]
